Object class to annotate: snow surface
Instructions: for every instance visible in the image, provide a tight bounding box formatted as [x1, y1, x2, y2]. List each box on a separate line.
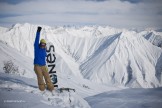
[86, 87, 162, 108]
[0, 73, 90, 108]
[1, 72, 162, 108]
[0, 23, 162, 108]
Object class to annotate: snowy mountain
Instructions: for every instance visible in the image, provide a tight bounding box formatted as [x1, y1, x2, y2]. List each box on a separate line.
[0, 23, 162, 88]
[0, 23, 162, 108]
[140, 31, 162, 48]
[80, 31, 162, 88]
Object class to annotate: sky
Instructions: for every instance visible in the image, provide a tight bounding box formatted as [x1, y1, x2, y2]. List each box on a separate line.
[0, 0, 162, 29]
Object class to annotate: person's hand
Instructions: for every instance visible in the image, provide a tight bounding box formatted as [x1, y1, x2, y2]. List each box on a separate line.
[37, 26, 42, 32]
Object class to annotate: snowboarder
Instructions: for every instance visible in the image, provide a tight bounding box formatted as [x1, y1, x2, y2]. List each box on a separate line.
[34, 26, 54, 92]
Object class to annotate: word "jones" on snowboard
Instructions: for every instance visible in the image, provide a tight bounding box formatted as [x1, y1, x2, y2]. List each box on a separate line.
[46, 43, 58, 87]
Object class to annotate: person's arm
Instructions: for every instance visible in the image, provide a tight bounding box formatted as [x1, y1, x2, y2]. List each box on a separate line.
[34, 27, 42, 47]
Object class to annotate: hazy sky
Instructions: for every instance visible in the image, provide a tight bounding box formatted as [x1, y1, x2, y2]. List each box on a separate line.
[0, 0, 162, 29]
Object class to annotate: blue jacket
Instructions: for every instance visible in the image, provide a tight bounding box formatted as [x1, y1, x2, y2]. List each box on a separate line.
[34, 32, 47, 66]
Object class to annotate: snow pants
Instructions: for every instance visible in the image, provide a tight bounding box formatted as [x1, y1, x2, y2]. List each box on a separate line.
[34, 65, 54, 91]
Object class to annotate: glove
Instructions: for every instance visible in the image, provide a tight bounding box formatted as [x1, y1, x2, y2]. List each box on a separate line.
[37, 26, 42, 32]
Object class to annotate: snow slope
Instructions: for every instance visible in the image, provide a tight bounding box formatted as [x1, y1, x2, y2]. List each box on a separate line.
[0, 73, 91, 108]
[0, 23, 162, 88]
[80, 31, 162, 88]
[0, 40, 35, 78]
[85, 87, 162, 108]
[1, 72, 162, 108]
[140, 31, 162, 48]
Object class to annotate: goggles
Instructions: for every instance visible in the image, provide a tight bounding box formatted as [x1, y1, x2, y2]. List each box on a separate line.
[40, 43, 46, 47]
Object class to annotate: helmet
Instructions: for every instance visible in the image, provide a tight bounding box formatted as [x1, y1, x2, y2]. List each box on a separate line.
[40, 39, 46, 44]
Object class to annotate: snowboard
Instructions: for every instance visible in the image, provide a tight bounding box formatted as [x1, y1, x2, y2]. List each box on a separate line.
[46, 42, 58, 88]
[58, 87, 75, 93]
